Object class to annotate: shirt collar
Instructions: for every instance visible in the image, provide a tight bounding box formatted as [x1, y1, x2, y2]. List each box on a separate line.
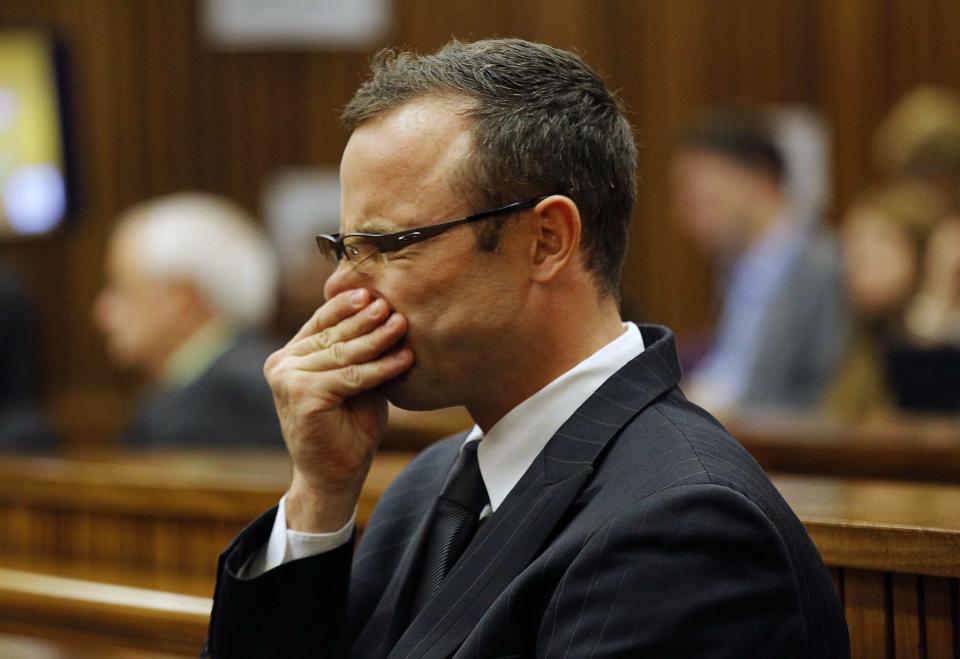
[464, 322, 645, 512]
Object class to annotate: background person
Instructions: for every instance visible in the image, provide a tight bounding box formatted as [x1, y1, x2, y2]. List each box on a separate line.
[826, 182, 949, 418]
[93, 192, 284, 448]
[671, 109, 849, 416]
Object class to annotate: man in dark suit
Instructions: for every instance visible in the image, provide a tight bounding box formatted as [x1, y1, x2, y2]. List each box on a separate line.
[94, 193, 284, 448]
[206, 39, 849, 657]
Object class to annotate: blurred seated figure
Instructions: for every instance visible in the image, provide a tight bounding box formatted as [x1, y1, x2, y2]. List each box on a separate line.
[0, 265, 58, 451]
[827, 183, 948, 417]
[873, 86, 960, 213]
[906, 218, 960, 347]
[94, 193, 285, 448]
[892, 215, 960, 413]
[830, 86, 960, 416]
[671, 109, 848, 416]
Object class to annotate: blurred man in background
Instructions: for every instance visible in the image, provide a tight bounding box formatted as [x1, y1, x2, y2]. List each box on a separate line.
[94, 192, 284, 448]
[672, 110, 849, 415]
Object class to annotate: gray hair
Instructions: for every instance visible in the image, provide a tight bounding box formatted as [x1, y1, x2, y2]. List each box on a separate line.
[342, 38, 637, 298]
[120, 193, 278, 326]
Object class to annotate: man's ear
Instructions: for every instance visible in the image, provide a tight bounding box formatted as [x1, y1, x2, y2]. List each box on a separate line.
[168, 279, 212, 319]
[528, 195, 582, 284]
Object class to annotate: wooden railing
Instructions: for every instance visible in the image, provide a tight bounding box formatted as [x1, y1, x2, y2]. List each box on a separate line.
[776, 475, 960, 657]
[0, 567, 210, 656]
[0, 450, 412, 583]
[728, 414, 960, 484]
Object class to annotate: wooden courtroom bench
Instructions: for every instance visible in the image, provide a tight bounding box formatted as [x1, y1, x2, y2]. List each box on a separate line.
[728, 414, 960, 484]
[0, 450, 413, 584]
[775, 475, 960, 658]
[0, 406, 468, 582]
[0, 566, 210, 656]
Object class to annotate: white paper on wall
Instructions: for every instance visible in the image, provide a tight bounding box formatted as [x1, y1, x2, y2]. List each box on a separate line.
[202, 0, 391, 50]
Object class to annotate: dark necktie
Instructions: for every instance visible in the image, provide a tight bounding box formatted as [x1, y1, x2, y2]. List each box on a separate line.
[412, 440, 489, 614]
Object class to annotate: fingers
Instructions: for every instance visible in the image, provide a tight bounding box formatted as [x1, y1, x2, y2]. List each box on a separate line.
[288, 288, 371, 346]
[288, 289, 392, 358]
[295, 311, 407, 372]
[326, 347, 414, 399]
[274, 346, 414, 411]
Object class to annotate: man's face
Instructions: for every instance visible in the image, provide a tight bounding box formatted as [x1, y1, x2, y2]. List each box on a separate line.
[671, 149, 758, 255]
[324, 97, 530, 411]
[93, 226, 189, 374]
[842, 208, 918, 319]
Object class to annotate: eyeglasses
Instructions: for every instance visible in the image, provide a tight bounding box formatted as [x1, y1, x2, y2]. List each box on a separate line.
[315, 195, 551, 267]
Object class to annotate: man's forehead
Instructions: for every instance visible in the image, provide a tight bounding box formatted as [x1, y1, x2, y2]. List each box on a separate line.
[339, 97, 474, 233]
[343, 98, 473, 170]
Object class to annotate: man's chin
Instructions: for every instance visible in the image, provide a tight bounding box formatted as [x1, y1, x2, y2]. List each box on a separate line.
[380, 369, 452, 412]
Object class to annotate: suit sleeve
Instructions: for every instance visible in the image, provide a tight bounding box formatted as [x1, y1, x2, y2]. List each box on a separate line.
[204, 506, 354, 658]
[537, 484, 817, 659]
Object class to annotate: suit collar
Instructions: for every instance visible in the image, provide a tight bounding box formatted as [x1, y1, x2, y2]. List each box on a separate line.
[387, 325, 681, 658]
[474, 322, 646, 512]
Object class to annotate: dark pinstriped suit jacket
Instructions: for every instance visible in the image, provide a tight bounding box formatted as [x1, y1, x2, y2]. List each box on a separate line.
[205, 326, 850, 658]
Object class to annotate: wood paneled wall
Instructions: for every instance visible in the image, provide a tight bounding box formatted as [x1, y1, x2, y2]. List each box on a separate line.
[2, 0, 960, 448]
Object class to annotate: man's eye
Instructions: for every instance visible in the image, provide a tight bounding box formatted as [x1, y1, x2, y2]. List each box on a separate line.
[347, 245, 362, 258]
[387, 242, 420, 258]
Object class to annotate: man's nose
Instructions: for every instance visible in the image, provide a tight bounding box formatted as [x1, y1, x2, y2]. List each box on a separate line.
[323, 259, 365, 301]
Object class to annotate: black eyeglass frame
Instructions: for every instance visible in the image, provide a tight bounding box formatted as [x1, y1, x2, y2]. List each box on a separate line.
[316, 195, 553, 263]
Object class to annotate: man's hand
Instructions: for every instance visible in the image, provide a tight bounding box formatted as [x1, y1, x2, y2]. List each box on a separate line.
[264, 288, 413, 532]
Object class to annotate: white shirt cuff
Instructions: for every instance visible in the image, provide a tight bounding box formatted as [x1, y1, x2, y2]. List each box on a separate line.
[242, 494, 356, 577]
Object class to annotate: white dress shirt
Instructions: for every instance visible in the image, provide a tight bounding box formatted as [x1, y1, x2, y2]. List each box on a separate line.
[245, 322, 645, 576]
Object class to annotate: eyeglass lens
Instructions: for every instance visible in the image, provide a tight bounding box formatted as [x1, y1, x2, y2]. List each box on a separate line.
[319, 235, 383, 267]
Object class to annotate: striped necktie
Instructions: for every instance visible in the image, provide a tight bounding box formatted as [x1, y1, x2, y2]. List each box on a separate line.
[412, 440, 489, 614]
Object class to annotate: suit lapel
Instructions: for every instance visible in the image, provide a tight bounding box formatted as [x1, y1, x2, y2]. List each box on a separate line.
[388, 326, 681, 659]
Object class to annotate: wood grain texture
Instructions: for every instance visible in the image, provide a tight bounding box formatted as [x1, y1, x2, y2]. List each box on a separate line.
[892, 573, 922, 658]
[923, 576, 958, 659]
[774, 475, 960, 578]
[728, 415, 960, 484]
[0, 567, 209, 656]
[844, 568, 890, 659]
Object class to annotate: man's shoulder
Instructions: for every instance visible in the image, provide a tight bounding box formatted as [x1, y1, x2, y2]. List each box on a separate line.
[185, 333, 281, 410]
[597, 390, 781, 510]
[203, 332, 282, 384]
[786, 228, 843, 289]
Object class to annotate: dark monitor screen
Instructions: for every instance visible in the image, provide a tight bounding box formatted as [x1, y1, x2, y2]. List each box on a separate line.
[0, 29, 68, 238]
